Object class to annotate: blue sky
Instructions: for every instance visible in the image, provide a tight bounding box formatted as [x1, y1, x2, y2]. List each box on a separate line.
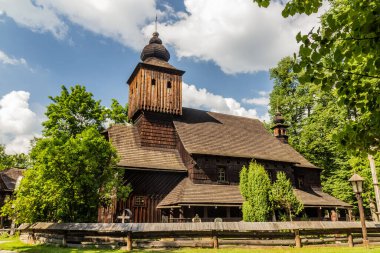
[0, 0, 322, 153]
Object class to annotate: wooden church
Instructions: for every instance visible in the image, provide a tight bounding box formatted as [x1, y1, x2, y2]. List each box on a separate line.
[98, 32, 351, 223]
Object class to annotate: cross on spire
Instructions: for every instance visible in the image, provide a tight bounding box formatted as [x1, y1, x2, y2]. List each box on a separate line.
[155, 14, 158, 33]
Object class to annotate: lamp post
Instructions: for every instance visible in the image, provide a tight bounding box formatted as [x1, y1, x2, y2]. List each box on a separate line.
[349, 173, 369, 247]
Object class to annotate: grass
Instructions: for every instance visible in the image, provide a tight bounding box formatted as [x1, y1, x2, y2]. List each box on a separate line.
[0, 237, 379, 253]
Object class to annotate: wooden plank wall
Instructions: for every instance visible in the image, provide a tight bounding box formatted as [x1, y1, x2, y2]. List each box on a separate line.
[128, 67, 182, 120]
[134, 112, 177, 149]
[110, 170, 185, 223]
[190, 156, 297, 186]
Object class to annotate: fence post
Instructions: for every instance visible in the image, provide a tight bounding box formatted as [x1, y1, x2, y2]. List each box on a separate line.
[212, 232, 219, 249]
[126, 231, 132, 251]
[347, 233, 354, 247]
[62, 232, 67, 247]
[294, 229, 301, 248]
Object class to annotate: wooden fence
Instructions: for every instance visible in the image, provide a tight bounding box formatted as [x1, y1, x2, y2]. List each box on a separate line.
[18, 221, 380, 251]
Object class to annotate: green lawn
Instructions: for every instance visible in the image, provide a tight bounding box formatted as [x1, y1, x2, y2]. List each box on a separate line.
[0, 237, 379, 253]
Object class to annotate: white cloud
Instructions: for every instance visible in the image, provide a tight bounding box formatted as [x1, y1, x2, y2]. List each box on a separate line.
[0, 0, 68, 39]
[242, 89, 271, 107]
[158, 0, 324, 74]
[1, 0, 325, 74]
[183, 82, 270, 120]
[0, 91, 43, 154]
[0, 50, 27, 66]
[0, 0, 158, 50]
[258, 91, 270, 97]
[242, 97, 270, 106]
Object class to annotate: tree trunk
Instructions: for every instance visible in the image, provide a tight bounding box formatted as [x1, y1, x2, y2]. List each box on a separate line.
[288, 207, 293, 222]
[368, 154, 380, 221]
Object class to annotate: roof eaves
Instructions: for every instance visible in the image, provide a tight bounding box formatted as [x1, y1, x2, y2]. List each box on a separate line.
[116, 165, 187, 173]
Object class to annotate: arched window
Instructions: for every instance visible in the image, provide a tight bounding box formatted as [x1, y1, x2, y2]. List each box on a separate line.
[151, 79, 156, 85]
[217, 167, 226, 182]
[167, 81, 172, 89]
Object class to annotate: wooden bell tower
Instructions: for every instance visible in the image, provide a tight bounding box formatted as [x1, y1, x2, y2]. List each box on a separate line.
[271, 111, 289, 144]
[127, 32, 185, 121]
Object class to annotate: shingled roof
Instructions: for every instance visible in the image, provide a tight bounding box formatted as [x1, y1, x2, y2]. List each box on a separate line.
[294, 188, 352, 208]
[174, 108, 317, 169]
[157, 178, 243, 208]
[0, 168, 24, 190]
[107, 124, 187, 172]
[158, 179, 351, 208]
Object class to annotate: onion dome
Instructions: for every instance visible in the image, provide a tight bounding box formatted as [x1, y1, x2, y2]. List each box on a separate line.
[140, 32, 170, 62]
[273, 111, 285, 124]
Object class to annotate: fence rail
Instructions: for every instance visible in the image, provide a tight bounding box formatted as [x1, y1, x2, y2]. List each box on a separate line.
[18, 221, 380, 251]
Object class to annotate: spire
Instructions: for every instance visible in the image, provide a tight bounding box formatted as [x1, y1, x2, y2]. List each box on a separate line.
[276, 98, 279, 113]
[140, 19, 170, 62]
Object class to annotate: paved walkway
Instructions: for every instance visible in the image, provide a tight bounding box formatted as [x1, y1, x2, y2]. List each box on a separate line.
[0, 251, 16, 253]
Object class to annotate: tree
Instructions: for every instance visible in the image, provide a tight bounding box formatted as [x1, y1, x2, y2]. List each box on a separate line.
[268, 56, 380, 211]
[271, 172, 303, 221]
[0, 145, 29, 170]
[253, 0, 380, 154]
[106, 99, 129, 124]
[43, 85, 105, 138]
[2, 85, 131, 223]
[239, 161, 272, 221]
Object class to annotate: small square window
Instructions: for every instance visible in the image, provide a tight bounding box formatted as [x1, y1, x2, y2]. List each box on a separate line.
[134, 196, 145, 207]
[217, 167, 226, 183]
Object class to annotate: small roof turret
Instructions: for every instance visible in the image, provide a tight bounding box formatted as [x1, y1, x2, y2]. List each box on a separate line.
[273, 111, 285, 124]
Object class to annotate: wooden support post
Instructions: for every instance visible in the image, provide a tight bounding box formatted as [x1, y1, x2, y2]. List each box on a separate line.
[226, 207, 231, 218]
[126, 231, 132, 251]
[204, 206, 208, 219]
[212, 234, 219, 249]
[348, 209, 353, 221]
[169, 208, 174, 223]
[294, 229, 301, 248]
[347, 233, 354, 247]
[62, 233, 67, 247]
[317, 207, 322, 221]
[179, 207, 184, 222]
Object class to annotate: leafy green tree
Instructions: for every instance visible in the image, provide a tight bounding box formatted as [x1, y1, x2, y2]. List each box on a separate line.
[43, 85, 105, 138]
[294, 0, 380, 154]
[239, 161, 272, 221]
[0, 145, 14, 170]
[0, 145, 29, 170]
[253, 0, 380, 154]
[271, 172, 303, 221]
[2, 85, 131, 223]
[253, 0, 322, 17]
[106, 99, 129, 124]
[269, 56, 380, 211]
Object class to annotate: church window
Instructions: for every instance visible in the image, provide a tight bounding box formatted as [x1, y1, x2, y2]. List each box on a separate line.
[151, 79, 156, 85]
[167, 81, 172, 89]
[217, 167, 226, 182]
[297, 176, 304, 189]
[134, 196, 145, 207]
